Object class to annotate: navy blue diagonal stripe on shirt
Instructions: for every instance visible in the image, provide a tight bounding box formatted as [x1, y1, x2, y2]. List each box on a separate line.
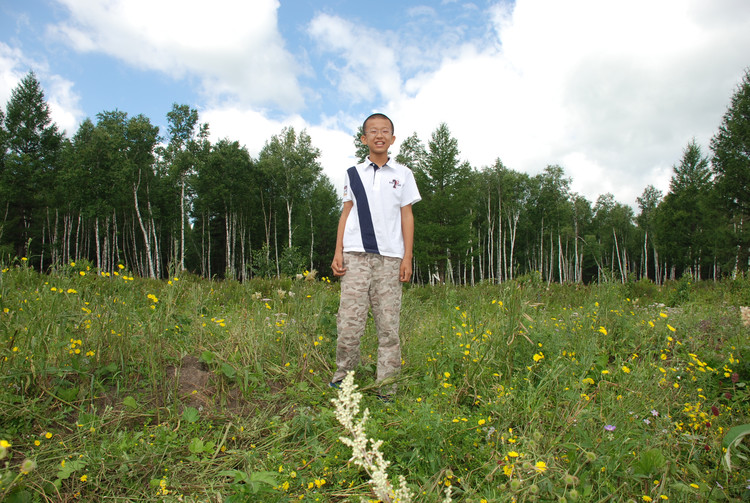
[347, 166, 379, 254]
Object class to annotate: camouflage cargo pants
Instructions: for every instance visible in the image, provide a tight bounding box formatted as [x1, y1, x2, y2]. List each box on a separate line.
[332, 252, 403, 385]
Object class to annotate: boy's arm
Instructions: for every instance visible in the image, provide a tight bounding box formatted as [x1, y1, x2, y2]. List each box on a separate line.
[331, 200, 354, 276]
[400, 204, 414, 282]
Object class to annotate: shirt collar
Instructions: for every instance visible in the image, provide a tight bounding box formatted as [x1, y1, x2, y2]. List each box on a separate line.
[366, 157, 390, 170]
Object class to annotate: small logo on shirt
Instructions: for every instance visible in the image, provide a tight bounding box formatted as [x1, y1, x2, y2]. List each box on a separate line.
[343, 184, 348, 196]
[390, 179, 401, 189]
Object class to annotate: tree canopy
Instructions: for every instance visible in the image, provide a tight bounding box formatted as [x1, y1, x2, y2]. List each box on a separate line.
[2, 69, 750, 282]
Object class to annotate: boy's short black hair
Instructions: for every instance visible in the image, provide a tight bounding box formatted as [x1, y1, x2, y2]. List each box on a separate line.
[362, 113, 394, 134]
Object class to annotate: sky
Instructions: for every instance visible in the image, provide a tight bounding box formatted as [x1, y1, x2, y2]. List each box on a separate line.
[1, 0, 749, 209]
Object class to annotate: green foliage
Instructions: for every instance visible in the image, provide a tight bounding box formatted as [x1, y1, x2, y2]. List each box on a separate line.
[352, 124, 369, 163]
[654, 140, 726, 279]
[728, 273, 750, 304]
[0, 72, 64, 263]
[633, 448, 666, 477]
[625, 277, 660, 300]
[666, 277, 694, 307]
[259, 126, 323, 257]
[220, 470, 278, 500]
[0, 267, 749, 500]
[711, 68, 750, 216]
[4, 72, 750, 283]
[722, 424, 750, 476]
[413, 123, 474, 283]
[250, 243, 276, 278]
[279, 246, 305, 276]
[182, 407, 200, 424]
[711, 68, 750, 279]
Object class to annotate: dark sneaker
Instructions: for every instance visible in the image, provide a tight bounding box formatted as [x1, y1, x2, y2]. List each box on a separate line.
[328, 380, 343, 389]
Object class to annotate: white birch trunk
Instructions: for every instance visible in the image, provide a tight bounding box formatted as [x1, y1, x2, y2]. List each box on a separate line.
[613, 228, 625, 283]
[286, 200, 293, 249]
[95, 217, 101, 270]
[508, 211, 519, 281]
[225, 208, 232, 279]
[147, 192, 160, 279]
[133, 177, 156, 278]
[309, 207, 314, 272]
[180, 178, 186, 271]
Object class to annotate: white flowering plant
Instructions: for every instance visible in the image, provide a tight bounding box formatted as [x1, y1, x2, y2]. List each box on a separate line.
[331, 371, 420, 503]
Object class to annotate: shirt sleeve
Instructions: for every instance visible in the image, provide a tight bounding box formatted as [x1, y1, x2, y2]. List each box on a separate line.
[401, 168, 421, 207]
[342, 169, 352, 203]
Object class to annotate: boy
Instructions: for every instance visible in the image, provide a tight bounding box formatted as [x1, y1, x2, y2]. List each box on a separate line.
[330, 113, 421, 397]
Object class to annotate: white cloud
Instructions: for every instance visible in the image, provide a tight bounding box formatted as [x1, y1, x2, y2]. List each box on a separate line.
[0, 43, 25, 106]
[308, 14, 403, 104]
[44, 73, 83, 135]
[374, 0, 750, 207]
[389, 44, 564, 174]
[406, 6, 437, 17]
[308, 125, 359, 186]
[202, 106, 291, 157]
[49, 0, 304, 110]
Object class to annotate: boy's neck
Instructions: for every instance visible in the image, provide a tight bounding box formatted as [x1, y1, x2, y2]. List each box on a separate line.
[369, 153, 389, 167]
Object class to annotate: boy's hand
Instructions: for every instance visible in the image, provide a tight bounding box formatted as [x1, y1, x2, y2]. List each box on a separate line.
[331, 252, 346, 276]
[399, 259, 412, 282]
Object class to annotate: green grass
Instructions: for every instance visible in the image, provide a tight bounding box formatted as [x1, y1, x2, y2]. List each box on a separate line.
[1, 263, 749, 502]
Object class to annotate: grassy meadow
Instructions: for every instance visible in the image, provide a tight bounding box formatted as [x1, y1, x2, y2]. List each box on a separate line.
[1, 261, 749, 502]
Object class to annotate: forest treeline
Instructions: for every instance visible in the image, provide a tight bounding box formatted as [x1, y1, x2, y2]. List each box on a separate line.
[1, 70, 749, 284]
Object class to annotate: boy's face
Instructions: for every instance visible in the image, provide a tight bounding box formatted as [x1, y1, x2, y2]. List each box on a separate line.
[361, 116, 396, 156]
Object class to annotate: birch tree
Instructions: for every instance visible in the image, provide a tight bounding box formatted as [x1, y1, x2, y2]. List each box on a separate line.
[259, 127, 322, 252]
[162, 103, 206, 272]
[636, 185, 662, 282]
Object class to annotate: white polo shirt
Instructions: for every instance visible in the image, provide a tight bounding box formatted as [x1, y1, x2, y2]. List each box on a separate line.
[341, 158, 421, 259]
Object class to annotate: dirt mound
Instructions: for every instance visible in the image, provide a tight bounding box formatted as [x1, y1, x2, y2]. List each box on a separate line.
[166, 355, 213, 410]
